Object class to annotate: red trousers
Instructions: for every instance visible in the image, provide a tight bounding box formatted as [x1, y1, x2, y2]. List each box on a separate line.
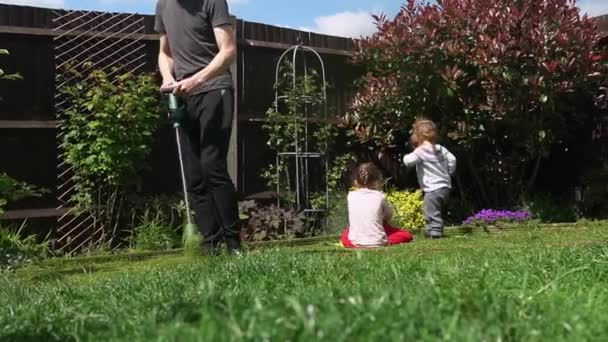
[340, 225, 413, 249]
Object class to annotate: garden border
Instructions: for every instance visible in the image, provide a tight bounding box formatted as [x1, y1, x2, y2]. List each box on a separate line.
[37, 221, 605, 267]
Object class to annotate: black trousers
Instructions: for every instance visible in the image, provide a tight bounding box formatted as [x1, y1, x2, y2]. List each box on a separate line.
[179, 89, 240, 251]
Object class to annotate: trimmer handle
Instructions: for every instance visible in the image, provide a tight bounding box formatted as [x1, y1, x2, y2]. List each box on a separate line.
[161, 89, 186, 128]
[166, 93, 180, 112]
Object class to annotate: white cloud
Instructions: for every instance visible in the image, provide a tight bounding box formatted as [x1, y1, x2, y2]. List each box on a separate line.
[302, 2, 608, 39]
[0, 0, 64, 8]
[299, 10, 377, 39]
[578, 0, 608, 17]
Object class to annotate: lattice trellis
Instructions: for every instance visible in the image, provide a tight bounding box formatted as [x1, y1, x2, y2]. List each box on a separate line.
[53, 10, 148, 254]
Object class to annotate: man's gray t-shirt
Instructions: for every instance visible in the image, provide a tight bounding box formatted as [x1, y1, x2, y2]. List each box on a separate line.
[155, 0, 233, 94]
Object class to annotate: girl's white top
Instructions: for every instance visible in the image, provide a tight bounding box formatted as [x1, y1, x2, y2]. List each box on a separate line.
[347, 188, 393, 247]
[403, 144, 457, 193]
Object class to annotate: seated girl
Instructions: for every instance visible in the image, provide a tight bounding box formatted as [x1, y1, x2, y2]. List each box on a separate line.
[340, 163, 414, 249]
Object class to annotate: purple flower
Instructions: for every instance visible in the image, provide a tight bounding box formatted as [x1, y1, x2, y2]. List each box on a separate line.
[463, 209, 530, 226]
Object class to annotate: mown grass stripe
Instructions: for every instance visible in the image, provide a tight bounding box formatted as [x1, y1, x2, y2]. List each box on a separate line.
[39, 221, 607, 268]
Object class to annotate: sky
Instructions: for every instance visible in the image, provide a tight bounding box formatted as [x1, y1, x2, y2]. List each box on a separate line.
[1, 0, 607, 38]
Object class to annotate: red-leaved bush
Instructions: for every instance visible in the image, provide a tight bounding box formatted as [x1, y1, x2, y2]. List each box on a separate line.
[348, 0, 606, 206]
[594, 38, 608, 111]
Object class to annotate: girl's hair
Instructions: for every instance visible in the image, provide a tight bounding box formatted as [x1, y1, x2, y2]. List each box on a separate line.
[411, 118, 438, 147]
[353, 163, 383, 189]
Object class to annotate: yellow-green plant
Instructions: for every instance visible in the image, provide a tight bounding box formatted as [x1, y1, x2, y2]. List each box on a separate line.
[386, 190, 424, 231]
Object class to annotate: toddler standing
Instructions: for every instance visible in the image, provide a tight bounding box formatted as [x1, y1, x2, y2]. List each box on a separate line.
[403, 119, 456, 239]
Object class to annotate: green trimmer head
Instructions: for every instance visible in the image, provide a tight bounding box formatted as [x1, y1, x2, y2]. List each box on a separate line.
[182, 222, 202, 257]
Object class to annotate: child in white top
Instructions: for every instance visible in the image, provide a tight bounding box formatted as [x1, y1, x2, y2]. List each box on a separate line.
[340, 163, 413, 248]
[402, 118, 456, 238]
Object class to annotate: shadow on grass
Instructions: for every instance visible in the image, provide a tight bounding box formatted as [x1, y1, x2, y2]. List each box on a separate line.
[293, 248, 354, 256]
[21, 264, 122, 283]
[1, 332, 74, 342]
[166, 300, 204, 324]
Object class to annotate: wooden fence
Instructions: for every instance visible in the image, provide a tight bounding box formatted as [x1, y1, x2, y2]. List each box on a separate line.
[0, 4, 359, 241]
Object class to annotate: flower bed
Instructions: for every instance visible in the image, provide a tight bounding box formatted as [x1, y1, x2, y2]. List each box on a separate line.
[463, 209, 531, 227]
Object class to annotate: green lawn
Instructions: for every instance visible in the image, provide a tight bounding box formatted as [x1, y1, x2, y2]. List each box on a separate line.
[1, 225, 608, 341]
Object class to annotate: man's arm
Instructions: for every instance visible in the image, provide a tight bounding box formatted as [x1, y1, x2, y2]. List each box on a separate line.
[158, 34, 175, 90]
[174, 24, 236, 95]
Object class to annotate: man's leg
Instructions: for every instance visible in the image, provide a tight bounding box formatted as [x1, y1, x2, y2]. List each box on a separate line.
[196, 89, 241, 252]
[179, 93, 222, 254]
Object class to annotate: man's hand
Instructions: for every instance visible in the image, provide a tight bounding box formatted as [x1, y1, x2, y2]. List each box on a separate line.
[160, 78, 176, 93]
[174, 75, 202, 96]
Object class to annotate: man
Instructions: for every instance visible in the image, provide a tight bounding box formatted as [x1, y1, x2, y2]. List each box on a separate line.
[155, 0, 241, 255]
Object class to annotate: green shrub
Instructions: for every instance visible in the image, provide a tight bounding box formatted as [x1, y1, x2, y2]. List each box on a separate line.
[1, 49, 22, 103]
[0, 49, 21, 81]
[130, 198, 181, 251]
[132, 220, 178, 252]
[523, 194, 578, 223]
[386, 189, 425, 231]
[59, 65, 160, 248]
[131, 213, 179, 252]
[581, 166, 608, 219]
[60, 67, 160, 207]
[0, 173, 47, 217]
[325, 192, 349, 234]
[0, 222, 48, 272]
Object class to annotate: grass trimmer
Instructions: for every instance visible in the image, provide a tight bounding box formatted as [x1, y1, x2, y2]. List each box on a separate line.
[163, 90, 202, 256]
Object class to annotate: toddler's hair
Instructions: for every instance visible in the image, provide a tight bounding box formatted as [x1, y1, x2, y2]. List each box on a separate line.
[411, 118, 438, 147]
[353, 163, 383, 189]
